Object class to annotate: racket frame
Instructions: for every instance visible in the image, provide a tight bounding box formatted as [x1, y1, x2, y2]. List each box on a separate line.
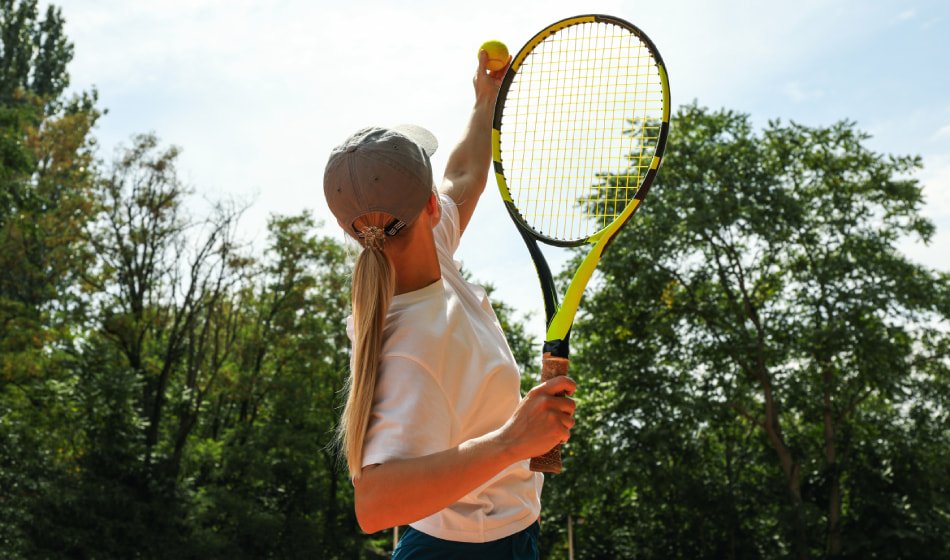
[492, 14, 671, 358]
[492, 14, 670, 473]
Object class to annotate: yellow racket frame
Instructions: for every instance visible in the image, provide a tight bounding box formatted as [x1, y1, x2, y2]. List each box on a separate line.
[493, 15, 671, 346]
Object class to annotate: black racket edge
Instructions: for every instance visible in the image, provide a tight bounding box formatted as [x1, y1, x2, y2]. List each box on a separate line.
[491, 14, 671, 358]
[492, 13, 671, 249]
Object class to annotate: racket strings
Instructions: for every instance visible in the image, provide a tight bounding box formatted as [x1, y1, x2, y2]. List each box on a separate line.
[501, 21, 665, 242]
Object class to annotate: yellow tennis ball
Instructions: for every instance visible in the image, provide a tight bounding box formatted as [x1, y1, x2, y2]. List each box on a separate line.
[480, 40, 509, 71]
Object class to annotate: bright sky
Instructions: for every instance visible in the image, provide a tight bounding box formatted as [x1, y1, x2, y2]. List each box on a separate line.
[55, 0, 950, 337]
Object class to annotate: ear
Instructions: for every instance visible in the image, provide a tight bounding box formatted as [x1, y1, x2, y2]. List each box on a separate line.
[426, 191, 441, 226]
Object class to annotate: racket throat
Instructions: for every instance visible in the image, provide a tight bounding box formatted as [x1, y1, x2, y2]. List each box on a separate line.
[517, 227, 560, 325]
[542, 337, 570, 359]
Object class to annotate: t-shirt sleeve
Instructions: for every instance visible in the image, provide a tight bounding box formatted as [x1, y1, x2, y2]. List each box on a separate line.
[433, 194, 461, 258]
[361, 355, 456, 467]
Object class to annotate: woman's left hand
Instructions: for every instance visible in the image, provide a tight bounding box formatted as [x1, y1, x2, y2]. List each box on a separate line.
[473, 49, 510, 104]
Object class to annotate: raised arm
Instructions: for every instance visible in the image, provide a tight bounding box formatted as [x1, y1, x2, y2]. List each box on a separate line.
[353, 375, 575, 534]
[439, 49, 510, 236]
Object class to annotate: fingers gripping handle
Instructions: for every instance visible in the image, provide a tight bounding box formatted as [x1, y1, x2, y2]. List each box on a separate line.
[529, 354, 569, 473]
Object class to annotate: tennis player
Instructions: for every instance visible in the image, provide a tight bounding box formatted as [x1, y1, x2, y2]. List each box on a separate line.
[323, 51, 576, 558]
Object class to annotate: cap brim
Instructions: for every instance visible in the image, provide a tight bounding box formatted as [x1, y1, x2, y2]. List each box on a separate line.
[391, 124, 438, 156]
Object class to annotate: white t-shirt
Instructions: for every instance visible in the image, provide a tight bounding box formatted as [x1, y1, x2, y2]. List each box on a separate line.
[346, 195, 543, 543]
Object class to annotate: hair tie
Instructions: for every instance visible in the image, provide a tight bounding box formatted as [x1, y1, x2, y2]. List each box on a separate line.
[358, 226, 386, 250]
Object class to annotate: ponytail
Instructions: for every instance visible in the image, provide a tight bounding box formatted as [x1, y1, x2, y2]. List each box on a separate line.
[339, 239, 396, 480]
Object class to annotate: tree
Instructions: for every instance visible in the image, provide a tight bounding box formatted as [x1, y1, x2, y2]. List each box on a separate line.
[22, 133, 247, 556]
[549, 104, 950, 559]
[0, 0, 97, 380]
[0, 1, 99, 554]
[0, 0, 72, 103]
[183, 213, 363, 558]
[0, 2, 545, 557]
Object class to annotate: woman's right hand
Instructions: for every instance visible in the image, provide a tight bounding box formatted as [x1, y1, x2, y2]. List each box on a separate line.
[496, 376, 577, 462]
[354, 376, 576, 533]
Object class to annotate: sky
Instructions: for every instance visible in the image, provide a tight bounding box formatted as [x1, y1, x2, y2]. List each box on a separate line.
[53, 0, 950, 337]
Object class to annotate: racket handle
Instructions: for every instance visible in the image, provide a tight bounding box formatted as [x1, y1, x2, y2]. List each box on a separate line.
[529, 354, 570, 474]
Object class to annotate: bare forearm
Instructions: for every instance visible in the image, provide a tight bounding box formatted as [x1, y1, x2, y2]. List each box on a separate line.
[441, 99, 495, 232]
[443, 98, 494, 193]
[354, 428, 514, 534]
[353, 375, 577, 534]
[440, 49, 507, 233]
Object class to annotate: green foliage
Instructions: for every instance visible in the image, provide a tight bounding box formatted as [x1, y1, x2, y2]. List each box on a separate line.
[486, 281, 539, 385]
[540, 103, 950, 559]
[2, 3, 948, 558]
[0, 0, 73, 103]
[0, 2, 99, 554]
[180, 212, 364, 558]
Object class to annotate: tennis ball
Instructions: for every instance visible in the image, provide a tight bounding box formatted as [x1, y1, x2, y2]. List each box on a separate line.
[480, 40, 509, 71]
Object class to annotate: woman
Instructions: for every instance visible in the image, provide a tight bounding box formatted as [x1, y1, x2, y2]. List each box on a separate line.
[323, 50, 576, 559]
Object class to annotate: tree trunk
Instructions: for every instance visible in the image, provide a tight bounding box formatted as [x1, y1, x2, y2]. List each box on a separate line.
[788, 473, 808, 560]
[823, 367, 842, 556]
[568, 514, 574, 560]
[725, 435, 738, 560]
[760, 375, 809, 560]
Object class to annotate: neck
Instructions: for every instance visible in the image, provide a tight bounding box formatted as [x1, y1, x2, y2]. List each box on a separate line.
[391, 225, 441, 295]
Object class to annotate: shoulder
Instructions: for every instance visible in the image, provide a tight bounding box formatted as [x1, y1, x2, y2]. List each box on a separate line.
[433, 194, 461, 256]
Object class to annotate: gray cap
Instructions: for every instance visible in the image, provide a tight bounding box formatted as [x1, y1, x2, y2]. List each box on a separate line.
[324, 124, 438, 237]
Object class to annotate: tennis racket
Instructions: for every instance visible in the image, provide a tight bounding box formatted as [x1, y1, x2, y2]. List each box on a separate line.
[492, 15, 670, 473]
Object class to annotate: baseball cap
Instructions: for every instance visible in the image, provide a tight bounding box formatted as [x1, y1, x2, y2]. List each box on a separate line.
[324, 124, 438, 237]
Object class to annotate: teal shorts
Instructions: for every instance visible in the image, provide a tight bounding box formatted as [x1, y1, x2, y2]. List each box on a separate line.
[391, 521, 540, 560]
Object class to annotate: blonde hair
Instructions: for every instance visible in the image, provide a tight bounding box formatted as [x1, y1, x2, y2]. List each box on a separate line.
[338, 213, 398, 480]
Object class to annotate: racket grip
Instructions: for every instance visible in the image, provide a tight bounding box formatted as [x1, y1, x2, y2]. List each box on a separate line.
[529, 354, 570, 474]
